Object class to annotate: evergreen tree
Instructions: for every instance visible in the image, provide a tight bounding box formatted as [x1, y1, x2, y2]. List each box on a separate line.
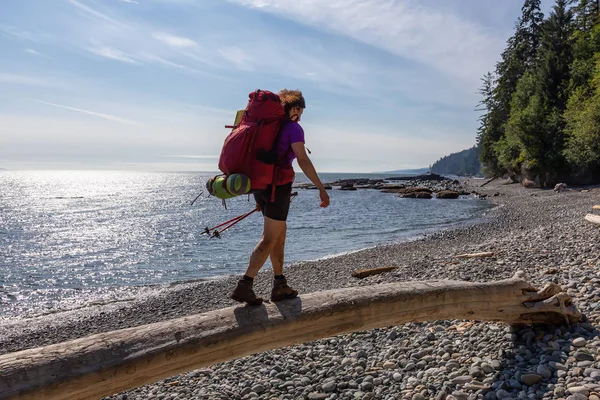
[538, 0, 575, 111]
[476, 73, 501, 175]
[569, 0, 600, 90]
[474, 0, 600, 185]
[478, 0, 544, 176]
[564, 22, 600, 179]
[501, 0, 574, 183]
[570, 0, 600, 32]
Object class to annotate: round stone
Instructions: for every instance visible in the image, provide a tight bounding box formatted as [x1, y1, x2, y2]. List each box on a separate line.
[520, 374, 542, 386]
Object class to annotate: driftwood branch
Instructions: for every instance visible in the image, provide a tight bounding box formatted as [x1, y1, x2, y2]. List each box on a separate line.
[455, 252, 495, 259]
[0, 272, 581, 400]
[351, 266, 399, 279]
[480, 176, 497, 187]
[585, 213, 600, 225]
[592, 205, 600, 211]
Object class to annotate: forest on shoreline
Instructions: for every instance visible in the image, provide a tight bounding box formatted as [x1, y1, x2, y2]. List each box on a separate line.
[477, 0, 600, 187]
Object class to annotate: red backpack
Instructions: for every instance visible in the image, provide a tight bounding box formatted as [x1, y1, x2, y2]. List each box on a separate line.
[217, 90, 295, 198]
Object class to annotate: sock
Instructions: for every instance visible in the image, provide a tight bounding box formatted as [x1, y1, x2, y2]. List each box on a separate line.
[274, 274, 285, 281]
[243, 275, 254, 282]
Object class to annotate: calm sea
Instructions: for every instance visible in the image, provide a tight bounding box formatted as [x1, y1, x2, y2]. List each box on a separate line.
[0, 170, 491, 319]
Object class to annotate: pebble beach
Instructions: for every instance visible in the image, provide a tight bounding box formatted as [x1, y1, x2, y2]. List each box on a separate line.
[1, 179, 600, 400]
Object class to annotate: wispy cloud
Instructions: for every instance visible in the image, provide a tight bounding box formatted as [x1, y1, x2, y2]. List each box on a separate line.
[67, 0, 131, 30]
[34, 99, 138, 125]
[0, 24, 37, 41]
[153, 32, 197, 48]
[218, 46, 252, 69]
[229, 0, 504, 86]
[87, 46, 140, 64]
[24, 48, 43, 56]
[59, 1, 231, 78]
[119, 0, 140, 4]
[0, 73, 55, 87]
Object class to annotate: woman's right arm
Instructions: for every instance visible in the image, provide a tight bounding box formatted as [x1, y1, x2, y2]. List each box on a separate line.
[291, 142, 330, 208]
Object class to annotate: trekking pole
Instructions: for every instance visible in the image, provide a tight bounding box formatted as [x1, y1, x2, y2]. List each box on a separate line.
[214, 205, 260, 235]
[203, 206, 260, 238]
[210, 207, 259, 238]
[202, 213, 248, 235]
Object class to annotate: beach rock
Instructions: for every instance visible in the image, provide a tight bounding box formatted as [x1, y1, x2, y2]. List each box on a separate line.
[339, 186, 357, 191]
[436, 190, 460, 199]
[550, 361, 568, 371]
[536, 364, 552, 379]
[567, 386, 590, 396]
[520, 373, 542, 386]
[400, 191, 433, 199]
[403, 187, 433, 194]
[322, 381, 337, 392]
[554, 183, 568, 192]
[451, 376, 472, 385]
[251, 384, 265, 394]
[574, 351, 594, 361]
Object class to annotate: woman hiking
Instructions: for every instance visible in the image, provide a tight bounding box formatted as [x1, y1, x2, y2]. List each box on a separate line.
[229, 89, 330, 305]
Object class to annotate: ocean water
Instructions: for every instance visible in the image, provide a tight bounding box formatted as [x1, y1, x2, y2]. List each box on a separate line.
[0, 170, 491, 319]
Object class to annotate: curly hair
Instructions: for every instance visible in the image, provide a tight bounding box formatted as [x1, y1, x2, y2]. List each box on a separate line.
[278, 89, 306, 116]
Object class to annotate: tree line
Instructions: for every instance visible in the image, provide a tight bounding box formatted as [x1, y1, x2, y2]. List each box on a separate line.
[431, 146, 482, 177]
[477, 0, 600, 186]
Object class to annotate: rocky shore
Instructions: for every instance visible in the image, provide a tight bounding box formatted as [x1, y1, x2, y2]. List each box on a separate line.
[294, 174, 468, 199]
[294, 174, 468, 194]
[1, 180, 599, 400]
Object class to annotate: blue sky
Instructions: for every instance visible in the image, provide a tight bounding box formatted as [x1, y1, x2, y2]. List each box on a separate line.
[0, 0, 555, 172]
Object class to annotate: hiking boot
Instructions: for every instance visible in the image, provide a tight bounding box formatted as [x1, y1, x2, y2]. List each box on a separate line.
[230, 279, 263, 306]
[271, 277, 298, 302]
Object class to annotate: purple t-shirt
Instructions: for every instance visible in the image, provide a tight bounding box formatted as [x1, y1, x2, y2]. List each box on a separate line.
[277, 121, 305, 167]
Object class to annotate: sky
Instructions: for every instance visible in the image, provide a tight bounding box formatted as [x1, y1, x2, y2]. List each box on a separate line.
[0, 0, 556, 173]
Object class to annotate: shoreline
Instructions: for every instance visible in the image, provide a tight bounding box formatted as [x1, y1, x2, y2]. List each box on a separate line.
[0, 203, 489, 324]
[0, 180, 538, 345]
[0, 185, 492, 322]
[1, 179, 599, 400]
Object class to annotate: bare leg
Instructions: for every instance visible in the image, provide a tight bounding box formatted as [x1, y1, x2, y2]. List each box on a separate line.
[269, 221, 297, 301]
[269, 223, 287, 276]
[244, 217, 286, 278]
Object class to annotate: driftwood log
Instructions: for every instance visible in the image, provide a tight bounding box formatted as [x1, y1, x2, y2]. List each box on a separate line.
[351, 266, 399, 279]
[0, 272, 581, 400]
[480, 176, 497, 187]
[455, 251, 495, 259]
[593, 205, 600, 211]
[585, 213, 600, 225]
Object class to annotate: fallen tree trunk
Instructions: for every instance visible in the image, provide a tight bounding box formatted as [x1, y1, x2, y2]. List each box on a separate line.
[585, 213, 600, 225]
[455, 251, 495, 259]
[0, 272, 581, 400]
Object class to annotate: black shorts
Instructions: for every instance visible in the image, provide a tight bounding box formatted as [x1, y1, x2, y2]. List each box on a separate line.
[254, 183, 293, 221]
